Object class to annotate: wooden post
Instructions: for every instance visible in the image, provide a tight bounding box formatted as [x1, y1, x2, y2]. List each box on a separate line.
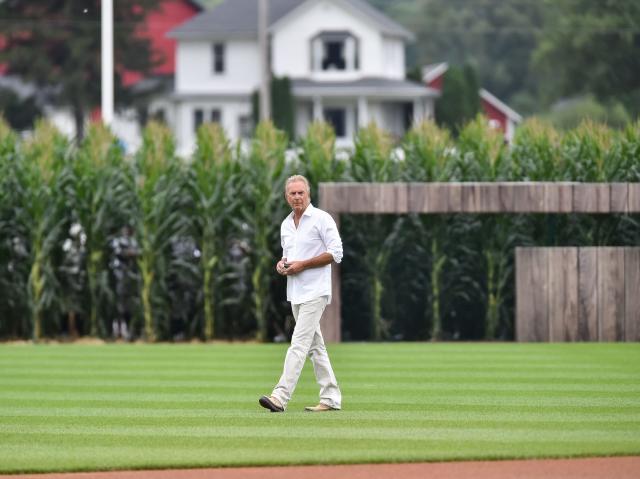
[318, 184, 341, 342]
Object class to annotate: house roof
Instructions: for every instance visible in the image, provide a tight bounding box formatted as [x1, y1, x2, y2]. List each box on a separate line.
[184, 0, 206, 11]
[479, 88, 522, 123]
[168, 0, 414, 41]
[422, 62, 448, 84]
[292, 77, 438, 99]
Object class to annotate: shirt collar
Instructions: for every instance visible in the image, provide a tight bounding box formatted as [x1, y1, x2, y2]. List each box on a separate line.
[287, 203, 315, 221]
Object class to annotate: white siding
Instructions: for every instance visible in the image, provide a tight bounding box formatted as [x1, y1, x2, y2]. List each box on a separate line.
[175, 40, 261, 94]
[272, 0, 403, 80]
[382, 37, 405, 79]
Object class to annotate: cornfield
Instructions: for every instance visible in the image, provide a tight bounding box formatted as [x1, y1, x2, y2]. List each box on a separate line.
[0, 116, 638, 342]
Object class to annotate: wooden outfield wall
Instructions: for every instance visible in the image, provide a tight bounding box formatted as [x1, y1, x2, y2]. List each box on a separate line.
[516, 247, 640, 342]
[317, 182, 640, 343]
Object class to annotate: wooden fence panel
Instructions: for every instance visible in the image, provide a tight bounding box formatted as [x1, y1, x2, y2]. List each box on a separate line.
[461, 183, 501, 213]
[573, 184, 611, 213]
[516, 248, 549, 341]
[548, 248, 579, 341]
[544, 182, 574, 213]
[577, 248, 599, 341]
[597, 248, 626, 341]
[629, 183, 640, 213]
[514, 182, 546, 212]
[409, 182, 448, 213]
[625, 248, 640, 342]
[610, 183, 629, 213]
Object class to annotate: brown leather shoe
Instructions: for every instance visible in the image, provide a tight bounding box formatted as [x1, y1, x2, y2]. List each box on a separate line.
[304, 403, 338, 412]
[259, 395, 284, 412]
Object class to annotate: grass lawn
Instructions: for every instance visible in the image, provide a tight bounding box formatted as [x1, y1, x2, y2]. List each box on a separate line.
[0, 342, 639, 473]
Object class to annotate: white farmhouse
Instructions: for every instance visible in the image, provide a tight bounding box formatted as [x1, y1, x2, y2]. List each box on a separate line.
[161, 0, 438, 154]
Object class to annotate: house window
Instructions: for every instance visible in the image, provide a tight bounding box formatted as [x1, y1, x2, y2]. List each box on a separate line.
[238, 115, 253, 139]
[324, 41, 345, 70]
[194, 109, 204, 132]
[323, 108, 346, 138]
[151, 108, 166, 124]
[210, 109, 222, 124]
[312, 32, 358, 72]
[212, 43, 225, 74]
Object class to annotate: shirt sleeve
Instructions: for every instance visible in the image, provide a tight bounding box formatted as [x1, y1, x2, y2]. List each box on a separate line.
[321, 212, 343, 264]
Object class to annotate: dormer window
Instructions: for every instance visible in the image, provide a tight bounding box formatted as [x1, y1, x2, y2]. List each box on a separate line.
[311, 32, 358, 72]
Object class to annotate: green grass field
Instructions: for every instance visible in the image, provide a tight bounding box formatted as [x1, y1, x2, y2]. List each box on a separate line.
[0, 342, 639, 473]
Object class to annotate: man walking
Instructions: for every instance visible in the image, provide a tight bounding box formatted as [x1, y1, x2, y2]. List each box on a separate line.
[259, 175, 342, 413]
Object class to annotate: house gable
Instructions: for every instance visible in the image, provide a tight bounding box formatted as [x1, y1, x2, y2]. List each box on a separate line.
[270, 0, 414, 41]
[271, 0, 407, 79]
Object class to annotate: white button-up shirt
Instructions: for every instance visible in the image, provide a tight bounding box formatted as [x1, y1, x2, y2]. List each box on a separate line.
[281, 204, 343, 305]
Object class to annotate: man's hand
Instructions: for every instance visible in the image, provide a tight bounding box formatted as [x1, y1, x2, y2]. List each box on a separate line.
[276, 258, 289, 276]
[281, 260, 304, 275]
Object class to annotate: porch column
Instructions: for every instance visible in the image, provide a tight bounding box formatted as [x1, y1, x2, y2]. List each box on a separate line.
[413, 98, 426, 125]
[357, 96, 369, 127]
[313, 96, 323, 122]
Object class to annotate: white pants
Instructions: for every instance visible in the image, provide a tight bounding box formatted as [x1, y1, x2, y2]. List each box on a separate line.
[272, 296, 341, 410]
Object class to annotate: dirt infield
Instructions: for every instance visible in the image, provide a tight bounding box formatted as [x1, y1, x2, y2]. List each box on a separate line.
[5, 456, 639, 479]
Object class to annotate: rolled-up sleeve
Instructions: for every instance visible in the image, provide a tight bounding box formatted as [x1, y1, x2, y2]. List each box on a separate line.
[322, 214, 343, 264]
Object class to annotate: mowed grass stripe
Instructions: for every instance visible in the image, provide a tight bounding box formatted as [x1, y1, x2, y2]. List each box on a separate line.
[2, 391, 638, 408]
[1, 414, 638, 435]
[4, 377, 640, 392]
[0, 343, 639, 473]
[3, 407, 640, 424]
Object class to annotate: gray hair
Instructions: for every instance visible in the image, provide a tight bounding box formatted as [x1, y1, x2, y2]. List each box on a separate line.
[285, 175, 311, 194]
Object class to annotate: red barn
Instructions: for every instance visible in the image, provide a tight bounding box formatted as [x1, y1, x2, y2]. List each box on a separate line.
[423, 62, 522, 142]
[122, 0, 203, 87]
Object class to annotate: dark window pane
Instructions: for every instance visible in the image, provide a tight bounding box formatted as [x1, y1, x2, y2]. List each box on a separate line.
[211, 109, 221, 123]
[323, 41, 345, 70]
[213, 43, 225, 73]
[323, 108, 346, 137]
[151, 109, 166, 124]
[194, 109, 204, 132]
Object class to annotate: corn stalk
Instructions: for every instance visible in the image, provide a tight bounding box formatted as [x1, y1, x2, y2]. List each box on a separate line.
[134, 122, 188, 341]
[20, 121, 69, 340]
[191, 122, 237, 340]
[69, 123, 134, 337]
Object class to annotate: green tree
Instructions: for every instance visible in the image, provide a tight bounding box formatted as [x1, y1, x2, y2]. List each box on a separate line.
[404, 0, 544, 104]
[0, 87, 42, 131]
[252, 76, 296, 140]
[533, 0, 640, 116]
[435, 65, 481, 135]
[0, 0, 159, 140]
